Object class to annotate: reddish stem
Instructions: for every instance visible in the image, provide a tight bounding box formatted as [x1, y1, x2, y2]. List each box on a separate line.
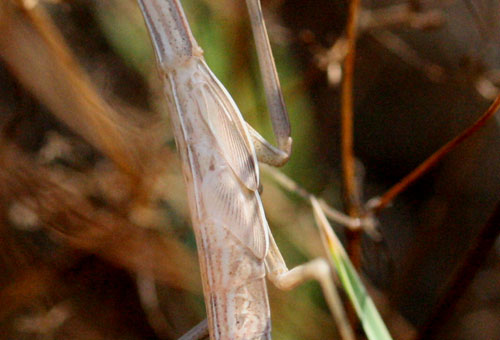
[374, 94, 500, 215]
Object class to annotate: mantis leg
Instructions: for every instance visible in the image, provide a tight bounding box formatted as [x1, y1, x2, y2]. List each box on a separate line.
[246, 122, 290, 167]
[265, 233, 355, 340]
[178, 214, 355, 340]
[245, 0, 292, 163]
[178, 319, 208, 340]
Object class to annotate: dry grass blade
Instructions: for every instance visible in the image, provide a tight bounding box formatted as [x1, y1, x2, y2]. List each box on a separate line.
[0, 143, 200, 293]
[0, 1, 159, 179]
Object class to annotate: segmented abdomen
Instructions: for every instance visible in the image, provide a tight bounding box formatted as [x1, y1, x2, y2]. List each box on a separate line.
[199, 221, 270, 340]
[164, 60, 272, 339]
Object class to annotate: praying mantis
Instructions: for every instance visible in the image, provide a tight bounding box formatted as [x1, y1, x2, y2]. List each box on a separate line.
[136, 0, 352, 339]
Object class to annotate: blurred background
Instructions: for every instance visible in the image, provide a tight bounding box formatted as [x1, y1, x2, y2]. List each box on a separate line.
[0, 0, 499, 339]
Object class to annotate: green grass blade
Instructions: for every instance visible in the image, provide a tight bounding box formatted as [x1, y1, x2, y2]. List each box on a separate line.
[311, 198, 393, 340]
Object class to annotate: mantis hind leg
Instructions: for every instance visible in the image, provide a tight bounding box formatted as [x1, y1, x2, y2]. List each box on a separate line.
[265, 231, 356, 340]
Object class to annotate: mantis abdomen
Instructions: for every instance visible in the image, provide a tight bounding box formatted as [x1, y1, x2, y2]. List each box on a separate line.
[163, 58, 272, 339]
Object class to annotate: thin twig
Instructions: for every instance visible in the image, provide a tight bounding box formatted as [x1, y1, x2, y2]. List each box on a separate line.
[359, 5, 444, 31]
[341, 0, 362, 273]
[372, 94, 500, 214]
[368, 30, 446, 83]
[341, 0, 361, 217]
[317, 5, 444, 87]
[463, 0, 490, 40]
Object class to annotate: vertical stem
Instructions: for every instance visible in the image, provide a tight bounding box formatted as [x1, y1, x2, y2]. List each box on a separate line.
[341, 0, 361, 332]
[341, 0, 362, 268]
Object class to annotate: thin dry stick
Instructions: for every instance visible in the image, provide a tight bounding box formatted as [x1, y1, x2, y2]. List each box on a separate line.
[372, 94, 500, 214]
[368, 30, 446, 83]
[359, 5, 444, 31]
[463, 0, 490, 40]
[341, 0, 362, 271]
[416, 202, 500, 340]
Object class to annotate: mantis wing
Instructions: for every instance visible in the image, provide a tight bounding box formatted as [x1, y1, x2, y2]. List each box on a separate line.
[188, 61, 268, 259]
[201, 165, 269, 260]
[195, 61, 260, 192]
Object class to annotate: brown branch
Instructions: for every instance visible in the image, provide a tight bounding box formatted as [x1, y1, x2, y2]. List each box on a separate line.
[341, 0, 362, 270]
[373, 94, 500, 214]
[340, 0, 362, 332]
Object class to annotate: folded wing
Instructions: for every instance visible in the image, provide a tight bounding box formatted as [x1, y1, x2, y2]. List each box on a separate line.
[194, 61, 259, 192]
[201, 166, 269, 260]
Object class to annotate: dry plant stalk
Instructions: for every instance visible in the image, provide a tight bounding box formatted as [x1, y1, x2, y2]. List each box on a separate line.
[0, 1, 161, 180]
[0, 143, 200, 292]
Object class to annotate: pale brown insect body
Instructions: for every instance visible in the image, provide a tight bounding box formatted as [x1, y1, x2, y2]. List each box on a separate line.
[164, 58, 271, 339]
[137, 1, 349, 340]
